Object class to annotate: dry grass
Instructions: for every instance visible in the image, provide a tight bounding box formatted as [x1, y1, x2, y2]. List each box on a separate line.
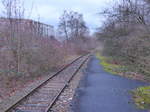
[0, 54, 79, 101]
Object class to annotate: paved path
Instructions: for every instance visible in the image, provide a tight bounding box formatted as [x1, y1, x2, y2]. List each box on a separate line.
[72, 56, 149, 112]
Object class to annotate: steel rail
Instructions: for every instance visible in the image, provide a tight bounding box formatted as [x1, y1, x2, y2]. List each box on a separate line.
[2, 54, 89, 112]
[45, 55, 90, 112]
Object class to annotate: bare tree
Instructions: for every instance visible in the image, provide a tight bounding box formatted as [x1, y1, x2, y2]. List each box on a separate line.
[97, 0, 150, 78]
[2, 0, 14, 45]
[58, 11, 88, 40]
[58, 10, 90, 55]
[58, 11, 69, 41]
[2, 0, 25, 73]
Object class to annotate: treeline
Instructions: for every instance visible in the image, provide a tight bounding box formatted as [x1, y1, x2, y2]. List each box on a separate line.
[58, 10, 95, 54]
[0, 0, 63, 78]
[0, 0, 95, 96]
[97, 0, 150, 79]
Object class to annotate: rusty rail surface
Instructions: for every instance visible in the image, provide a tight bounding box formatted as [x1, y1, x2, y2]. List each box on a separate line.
[0, 54, 90, 112]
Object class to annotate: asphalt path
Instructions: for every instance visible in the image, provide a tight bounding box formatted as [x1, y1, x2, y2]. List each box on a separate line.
[72, 56, 149, 112]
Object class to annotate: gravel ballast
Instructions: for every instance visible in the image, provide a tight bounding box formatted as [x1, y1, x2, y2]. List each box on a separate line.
[0, 55, 84, 112]
[50, 58, 90, 112]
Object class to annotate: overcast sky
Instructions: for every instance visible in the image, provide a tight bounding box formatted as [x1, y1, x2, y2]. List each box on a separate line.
[25, 0, 115, 32]
[0, 0, 114, 32]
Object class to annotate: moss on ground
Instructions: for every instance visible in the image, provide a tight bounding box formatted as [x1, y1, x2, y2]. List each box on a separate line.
[96, 53, 126, 75]
[132, 86, 150, 109]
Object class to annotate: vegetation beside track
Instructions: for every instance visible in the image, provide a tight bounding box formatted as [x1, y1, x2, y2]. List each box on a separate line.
[96, 52, 150, 110]
[131, 86, 150, 109]
[96, 52, 127, 75]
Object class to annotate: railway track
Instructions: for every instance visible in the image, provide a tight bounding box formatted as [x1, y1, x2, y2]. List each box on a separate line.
[2, 55, 89, 112]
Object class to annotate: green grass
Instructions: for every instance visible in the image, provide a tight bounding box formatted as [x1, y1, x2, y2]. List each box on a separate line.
[96, 53, 126, 75]
[132, 86, 150, 109]
[96, 53, 150, 110]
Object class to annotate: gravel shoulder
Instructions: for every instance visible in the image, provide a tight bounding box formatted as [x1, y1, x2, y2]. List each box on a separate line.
[50, 58, 90, 112]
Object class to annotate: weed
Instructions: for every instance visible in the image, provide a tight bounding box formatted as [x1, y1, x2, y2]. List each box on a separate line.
[131, 86, 150, 109]
[96, 53, 125, 75]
